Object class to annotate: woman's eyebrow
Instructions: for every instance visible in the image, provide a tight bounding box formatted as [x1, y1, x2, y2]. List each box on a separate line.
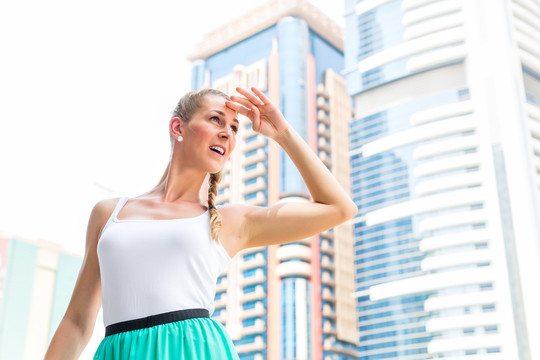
[210, 109, 239, 125]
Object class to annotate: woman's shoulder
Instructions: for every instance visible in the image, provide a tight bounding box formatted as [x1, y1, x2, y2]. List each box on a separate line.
[89, 197, 124, 223]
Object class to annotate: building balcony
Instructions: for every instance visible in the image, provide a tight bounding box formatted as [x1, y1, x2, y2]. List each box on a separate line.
[322, 304, 336, 319]
[276, 244, 312, 262]
[323, 338, 360, 358]
[245, 191, 266, 205]
[317, 96, 330, 112]
[316, 83, 329, 98]
[235, 335, 266, 353]
[323, 321, 337, 336]
[317, 109, 330, 125]
[240, 285, 266, 303]
[276, 260, 312, 278]
[320, 230, 334, 240]
[243, 135, 266, 152]
[241, 319, 267, 336]
[214, 297, 227, 309]
[220, 174, 232, 187]
[216, 189, 231, 204]
[240, 252, 267, 271]
[239, 302, 266, 319]
[243, 149, 266, 166]
[321, 272, 336, 287]
[321, 256, 336, 271]
[213, 310, 227, 324]
[216, 278, 228, 293]
[242, 163, 266, 180]
[240, 269, 266, 286]
[321, 287, 336, 303]
[318, 123, 331, 139]
[318, 137, 332, 153]
[320, 240, 335, 256]
[243, 178, 266, 194]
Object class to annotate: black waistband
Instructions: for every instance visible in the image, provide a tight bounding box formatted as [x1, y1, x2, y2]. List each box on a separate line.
[105, 308, 210, 337]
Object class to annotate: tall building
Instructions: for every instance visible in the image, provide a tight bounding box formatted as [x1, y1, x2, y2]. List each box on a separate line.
[0, 235, 91, 359]
[344, 0, 540, 359]
[189, 0, 359, 359]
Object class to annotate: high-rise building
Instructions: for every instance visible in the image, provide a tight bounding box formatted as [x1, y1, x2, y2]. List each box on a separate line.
[189, 1, 359, 359]
[0, 235, 93, 359]
[344, 0, 540, 359]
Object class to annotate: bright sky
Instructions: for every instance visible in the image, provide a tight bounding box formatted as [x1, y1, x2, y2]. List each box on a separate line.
[0, 0, 345, 255]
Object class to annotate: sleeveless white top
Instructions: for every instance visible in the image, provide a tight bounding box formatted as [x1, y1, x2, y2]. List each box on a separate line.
[96, 197, 231, 327]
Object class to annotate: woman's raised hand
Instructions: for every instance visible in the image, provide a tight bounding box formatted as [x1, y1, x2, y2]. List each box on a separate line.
[226, 87, 289, 140]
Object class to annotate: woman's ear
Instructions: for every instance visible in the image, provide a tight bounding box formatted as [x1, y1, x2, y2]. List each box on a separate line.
[170, 116, 183, 138]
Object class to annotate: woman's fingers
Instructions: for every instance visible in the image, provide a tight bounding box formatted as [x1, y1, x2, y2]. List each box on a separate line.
[251, 106, 261, 132]
[225, 100, 250, 117]
[236, 87, 264, 106]
[230, 95, 253, 109]
[250, 87, 271, 105]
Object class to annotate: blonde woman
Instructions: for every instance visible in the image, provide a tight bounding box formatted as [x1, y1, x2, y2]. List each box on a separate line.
[44, 87, 357, 359]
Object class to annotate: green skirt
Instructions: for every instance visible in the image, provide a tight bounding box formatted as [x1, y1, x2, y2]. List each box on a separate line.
[93, 309, 239, 360]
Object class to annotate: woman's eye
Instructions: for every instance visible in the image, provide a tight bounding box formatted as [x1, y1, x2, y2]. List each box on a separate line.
[232, 126, 238, 134]
[210, 116, 220, 123]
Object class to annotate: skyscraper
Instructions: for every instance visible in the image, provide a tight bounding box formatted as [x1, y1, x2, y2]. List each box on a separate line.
[189, 1, 359, 359]
[345, 0, 540, 359]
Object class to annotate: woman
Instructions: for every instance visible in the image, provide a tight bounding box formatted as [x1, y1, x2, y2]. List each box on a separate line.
[44, 87, 357, 359]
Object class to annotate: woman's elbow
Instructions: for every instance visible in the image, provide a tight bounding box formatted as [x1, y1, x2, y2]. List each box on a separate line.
[339, 200, 358, 221]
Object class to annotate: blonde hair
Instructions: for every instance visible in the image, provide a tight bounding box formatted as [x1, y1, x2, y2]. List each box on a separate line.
[166, 88, 230, 243]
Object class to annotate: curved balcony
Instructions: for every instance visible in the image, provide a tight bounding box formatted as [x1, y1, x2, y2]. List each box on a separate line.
[241, 319, 267, 336]
[276, 244, 312, 262]
[240, 285, 266, 303]
[320, 239, 335, 256]
[235, 335, 266, 353]
[323, 338, 360, 358]
[323, 321, 337, 335]
[216, 278, 228, 293]
[243, 135, 266, 152]
[240, 268, 266, 286]
[321, 256, 335, 271]
[322, 287, 336, 303]
[240, 252, 267, 270]
[321, 272, 336, 287]
[242, 162, 266, 180]
[243, 149, 266, 166]
[214, 297, 227, 309]
[243, 177, 266, 195]
[322, 304, 336, 320]
[276, 261, 312, 278]
[239, 301, 265, 319]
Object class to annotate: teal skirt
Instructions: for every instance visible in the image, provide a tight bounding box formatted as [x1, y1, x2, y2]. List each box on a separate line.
[93, 309, 239, 359]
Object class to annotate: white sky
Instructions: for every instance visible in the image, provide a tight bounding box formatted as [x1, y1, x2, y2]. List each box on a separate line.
[0, 0, 345, 255]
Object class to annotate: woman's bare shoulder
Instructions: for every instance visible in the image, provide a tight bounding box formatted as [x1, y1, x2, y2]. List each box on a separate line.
[88, 197, 123, 236]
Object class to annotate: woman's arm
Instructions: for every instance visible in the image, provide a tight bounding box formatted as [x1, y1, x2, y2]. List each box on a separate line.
[43, 200, 110, 359]
[221, 87, 357, 253]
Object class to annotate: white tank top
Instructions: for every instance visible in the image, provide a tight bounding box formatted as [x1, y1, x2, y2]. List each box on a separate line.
[96, 197, 231, 327]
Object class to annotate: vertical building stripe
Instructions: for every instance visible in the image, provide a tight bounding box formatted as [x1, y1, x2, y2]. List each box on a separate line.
[307, 52, 323, 360]
[267, 41, 281, 360]
[0, 240, 38, 360]
[295, 278, 308, 359]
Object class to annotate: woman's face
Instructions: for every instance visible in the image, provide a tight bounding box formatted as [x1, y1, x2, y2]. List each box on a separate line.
[176, 95, 238, 173]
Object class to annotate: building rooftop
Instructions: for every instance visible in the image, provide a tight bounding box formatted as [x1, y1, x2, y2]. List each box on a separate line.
[188, 0, 343, 61]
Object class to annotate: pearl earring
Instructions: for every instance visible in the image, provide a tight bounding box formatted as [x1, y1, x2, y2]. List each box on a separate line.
[177, 135, 183, 142]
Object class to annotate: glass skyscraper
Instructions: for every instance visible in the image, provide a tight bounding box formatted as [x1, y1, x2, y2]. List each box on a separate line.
[345, 0, 540, 359]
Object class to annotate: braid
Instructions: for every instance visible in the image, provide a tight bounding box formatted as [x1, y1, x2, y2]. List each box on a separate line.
[208, 171, 223, 243]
